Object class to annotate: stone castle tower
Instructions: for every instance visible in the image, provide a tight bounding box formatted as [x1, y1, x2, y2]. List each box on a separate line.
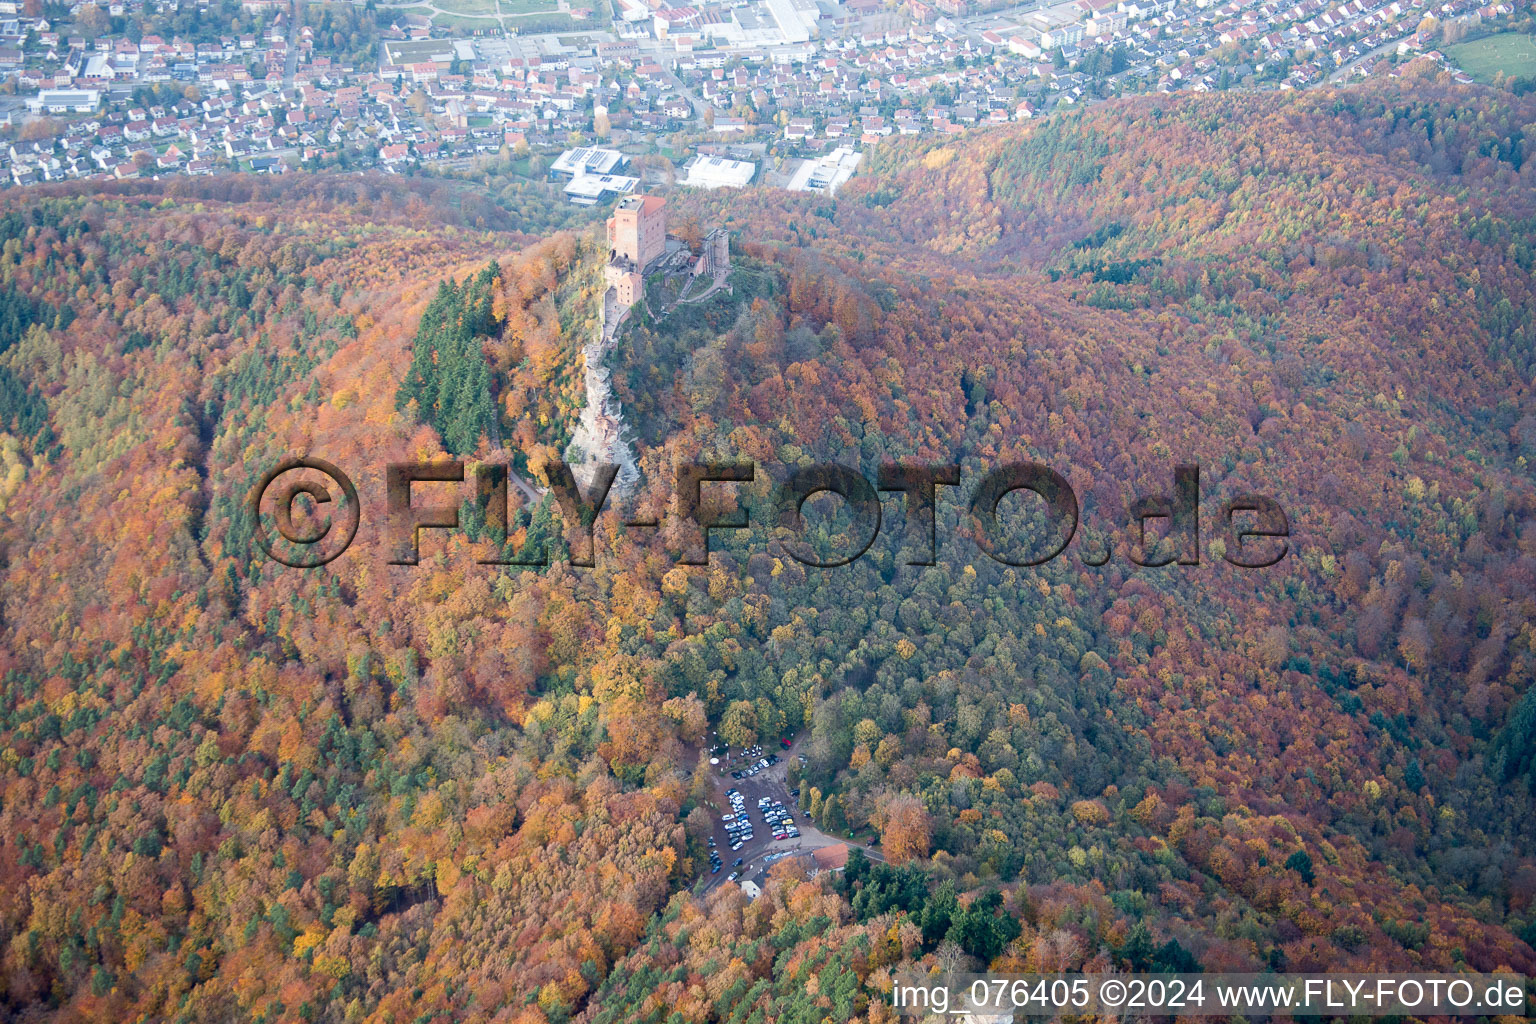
[604, 194, 666, 307]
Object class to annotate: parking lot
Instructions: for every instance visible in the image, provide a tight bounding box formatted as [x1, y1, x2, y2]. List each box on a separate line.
[702, 742, 879, 895]
[703, 750, 799, 884]
[697, 741, 883, 893]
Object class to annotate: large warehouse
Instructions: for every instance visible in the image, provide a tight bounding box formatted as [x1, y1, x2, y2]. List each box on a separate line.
[680, 154, 758, 189]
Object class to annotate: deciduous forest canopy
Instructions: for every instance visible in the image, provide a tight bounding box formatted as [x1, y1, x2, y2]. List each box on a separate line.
[0, 77, 1534, 1022]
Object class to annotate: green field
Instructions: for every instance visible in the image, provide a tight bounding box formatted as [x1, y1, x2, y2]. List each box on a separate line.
[429, 0, 559, 18]
[433, 0, 500, 17]
[431, 11, 498, 28]
[501, 0, 561, 15]
[1447, 32, 1536, 83]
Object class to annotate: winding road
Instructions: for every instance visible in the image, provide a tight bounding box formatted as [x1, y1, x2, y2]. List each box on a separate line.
[485, 410, 546, 504]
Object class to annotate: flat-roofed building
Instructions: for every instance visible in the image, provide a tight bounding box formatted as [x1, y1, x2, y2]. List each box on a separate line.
[549, 146, 629, 181]
[564, 172, 639, 205]
[786, 145, 861, 195]
[28, 88, 101, 113]
[765, 0, 821, 42]
[380, 39, 457, 77]
[680, 153, 757, 189]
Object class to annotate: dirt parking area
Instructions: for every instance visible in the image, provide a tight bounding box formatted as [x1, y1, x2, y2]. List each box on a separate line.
[700, 747, 870, 893]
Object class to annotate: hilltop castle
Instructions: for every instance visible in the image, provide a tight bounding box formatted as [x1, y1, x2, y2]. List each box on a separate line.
[604, 194, 666, 307]
[602, 194, 731, 309]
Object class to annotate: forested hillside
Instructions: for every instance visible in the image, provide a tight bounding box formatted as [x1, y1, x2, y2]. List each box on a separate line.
[1, 74, 1534, 1023]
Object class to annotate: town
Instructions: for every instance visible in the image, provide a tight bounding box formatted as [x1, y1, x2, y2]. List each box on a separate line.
[0, 0, 1519, 190]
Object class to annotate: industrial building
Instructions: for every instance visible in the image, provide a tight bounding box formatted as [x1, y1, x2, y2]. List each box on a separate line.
[27, 89, 101, 114]
[786, 146, 862, 195]
[564, 174, 640, 205]
[548, 146, 630, 182]
[764, 0, 823, 42]
[379, 39, 472, 79]
[680, 154, 758, 189]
